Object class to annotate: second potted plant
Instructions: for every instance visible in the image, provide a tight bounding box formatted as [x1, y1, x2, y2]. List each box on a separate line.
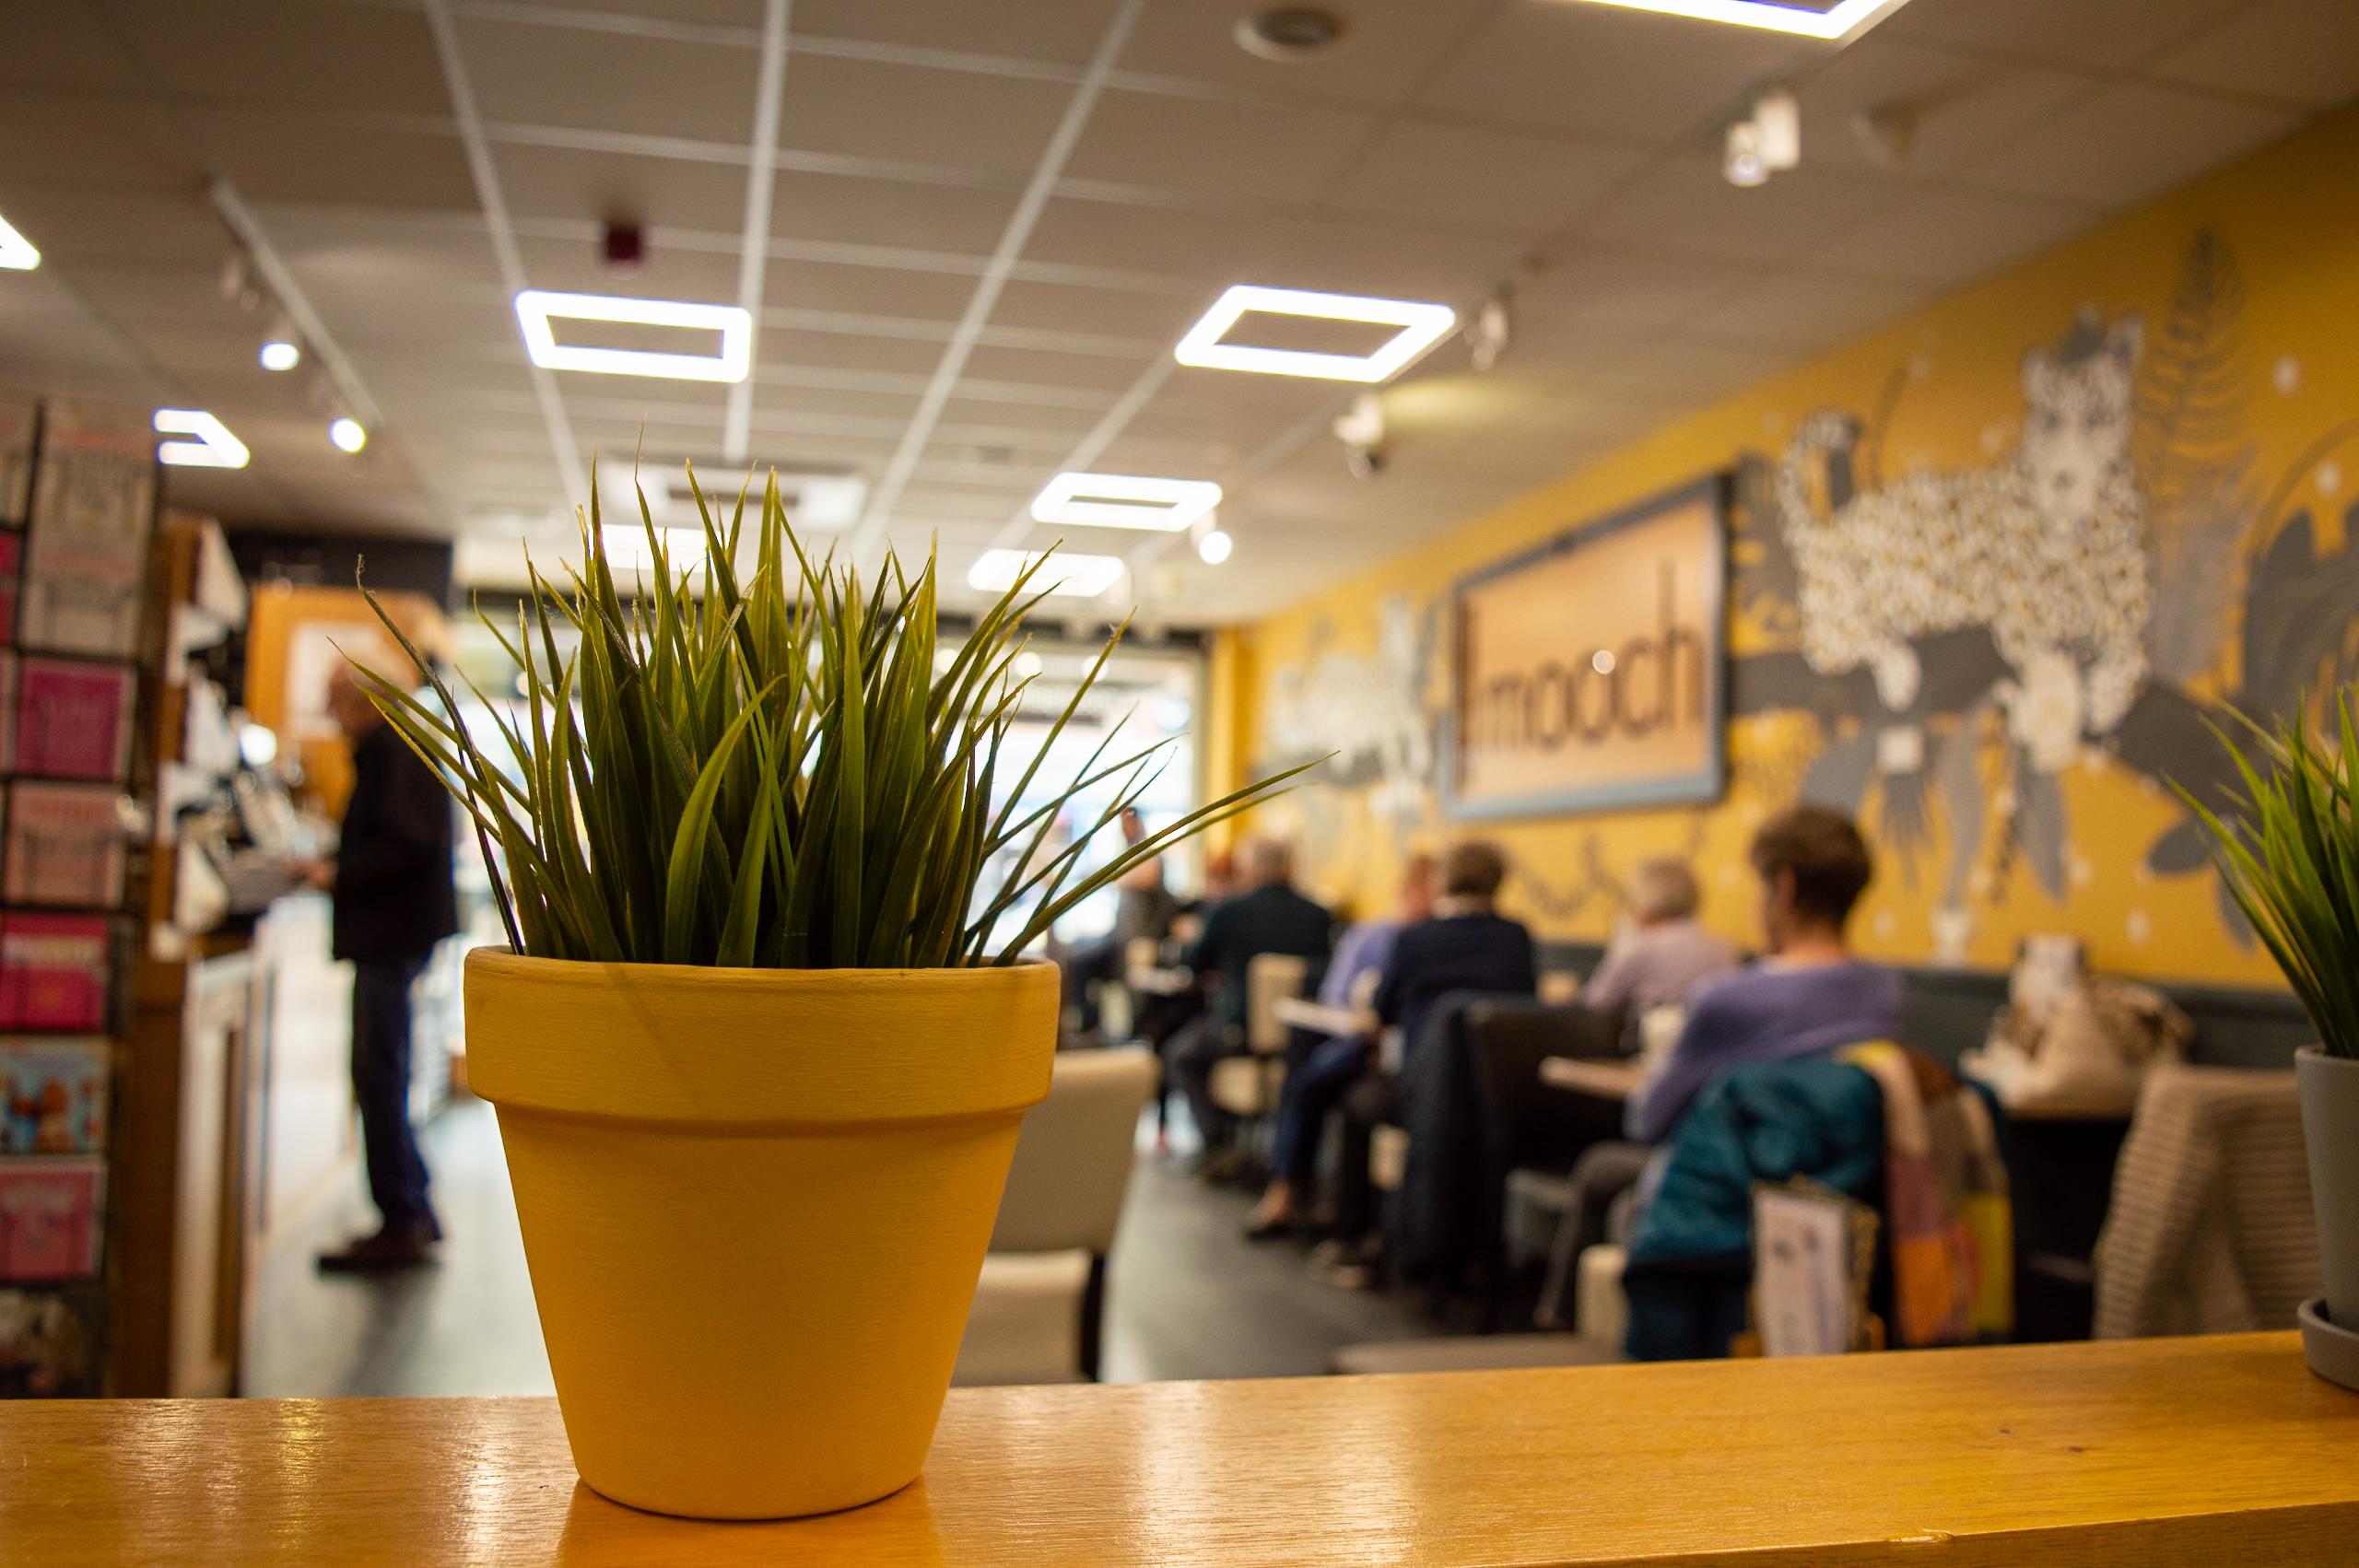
[2185, 689, 2359, 1391]
[359, 471, 1298, 1518]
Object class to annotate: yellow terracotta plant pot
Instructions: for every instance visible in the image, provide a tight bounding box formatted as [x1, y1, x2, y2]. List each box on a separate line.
[464, 948, 1058, 1520]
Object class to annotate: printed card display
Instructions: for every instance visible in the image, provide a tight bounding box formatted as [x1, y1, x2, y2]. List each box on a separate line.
[0, 914, 111, 1034]
[0, 392, 33, 525]
[0, 1283, 102, 1397]
[23, 399, 154, 659]
[0, 1157, 104, 1281]
[14, 659, 134, 782]
[0, 1039, 109, 1155]
[5, 783, 126, 907]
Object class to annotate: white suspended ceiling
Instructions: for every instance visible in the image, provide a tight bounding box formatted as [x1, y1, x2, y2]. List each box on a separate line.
[0, 0, 2352, 621]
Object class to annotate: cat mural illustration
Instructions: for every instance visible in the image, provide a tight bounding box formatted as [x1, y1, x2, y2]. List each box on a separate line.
[1778, 314, 2151, 769]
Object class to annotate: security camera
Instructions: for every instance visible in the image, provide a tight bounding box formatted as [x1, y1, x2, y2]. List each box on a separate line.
[1333, 392, 1386, 480]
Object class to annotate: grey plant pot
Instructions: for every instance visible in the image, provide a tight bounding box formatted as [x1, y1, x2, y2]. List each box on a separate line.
[2297, 1047, 2359, 1389]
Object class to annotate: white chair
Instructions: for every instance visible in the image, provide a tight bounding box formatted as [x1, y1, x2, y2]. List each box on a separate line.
[1208, 952, 1309, 1122]
[954, 1046, 1155, 1386]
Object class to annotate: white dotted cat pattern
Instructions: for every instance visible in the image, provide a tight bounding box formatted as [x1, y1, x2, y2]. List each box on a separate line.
[1777, 315, 2151, 754]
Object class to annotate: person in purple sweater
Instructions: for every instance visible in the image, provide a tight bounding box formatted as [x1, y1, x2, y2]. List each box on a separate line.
[1625, 806, 1901, 1144]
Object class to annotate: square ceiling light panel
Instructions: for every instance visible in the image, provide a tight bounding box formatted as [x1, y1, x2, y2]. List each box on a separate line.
[154, 409, 249, 469]
[0, 212, 37, 270]
[1544, 0, 1911, 39]
[1028, 473, 1224, 532]
[515, 289, 753, 382]
[968, 547, 1127, 599]
[1174, 285, 1459, 383]
[597, 462, 869, 532]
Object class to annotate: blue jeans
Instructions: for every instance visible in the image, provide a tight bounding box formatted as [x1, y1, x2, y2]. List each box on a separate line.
[352, 957, 433, 1231]
[1272, 1035, 1372, 1188]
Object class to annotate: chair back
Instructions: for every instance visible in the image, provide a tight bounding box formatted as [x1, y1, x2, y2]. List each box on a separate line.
[991, 1046, 1156, 1256]
[2094, 1062, 2315, 1338]
[1243, 953, 1309, 1055]
[1464, 1000, 1625, 1176]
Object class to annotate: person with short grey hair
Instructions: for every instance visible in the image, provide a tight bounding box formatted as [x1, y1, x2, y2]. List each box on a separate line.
[1580, 855, 1736, 1049]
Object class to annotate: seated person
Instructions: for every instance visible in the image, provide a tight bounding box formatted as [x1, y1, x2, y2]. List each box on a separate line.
[1537, 808, 1897, 1326]
[1244, 852, 1437, 1238]
[1058, 806, 1179, 1036]
[1169, 838, 1332, 1171]
[1625, 805, 1901, 1145]
[1317, 839, 1538, 1288]
[1580, 857, 1739, 1051]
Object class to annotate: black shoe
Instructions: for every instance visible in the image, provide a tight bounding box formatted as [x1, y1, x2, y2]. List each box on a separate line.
[318, 1223, 436, 1273]
[1242, 1211, 1297, 1242]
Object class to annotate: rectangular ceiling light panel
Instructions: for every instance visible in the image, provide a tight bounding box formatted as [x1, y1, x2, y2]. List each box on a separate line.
[1175, 285, 1458, 383]
[968, 547, 1126, 599]
[154, 409, 249, 469]
[0, 212, 38, 271]
[515, 290, 752, 382]
[1028, 472, 1223, 532]
[1545, 0, 1907, 39]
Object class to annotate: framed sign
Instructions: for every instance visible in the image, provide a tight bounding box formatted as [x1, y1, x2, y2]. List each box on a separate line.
[1443, 474, 1728, 820]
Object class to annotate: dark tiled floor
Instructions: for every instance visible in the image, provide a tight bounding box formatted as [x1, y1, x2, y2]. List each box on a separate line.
[246, 1100, 1445, 1396]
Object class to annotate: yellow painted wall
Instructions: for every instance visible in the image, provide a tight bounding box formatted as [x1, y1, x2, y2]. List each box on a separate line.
[1222, 104, 2359, 988]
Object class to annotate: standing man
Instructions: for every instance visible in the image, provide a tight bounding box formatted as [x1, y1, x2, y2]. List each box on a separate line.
[311, 662, 458, 1271]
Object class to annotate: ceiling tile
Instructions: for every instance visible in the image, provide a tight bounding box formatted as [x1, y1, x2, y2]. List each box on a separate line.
[1684, 267, 1934, 354]
[1026, 195, 1510, 299]
[0, 3, 142, 89]
[988, 277, 1203, 341]
[2146, 0, 2359, 110]
[1116, 0, 1496, 109]
[769, 258, 978, 321]
[173, 106, 475, 210]
[1324, 118, 1647, 239]
[957, 343, 1152, 392]
[494, 142, 748, 232]
[107, 0, 450, 115]
[759, 325, 948, 376]
[1062, 88, 1378, 204]
[1515, 247, 1755, 340]
[791, 0, 1123, 65]
[1792, 35, 2098, 176]
[1881, 0, 2251, 69]
[0, 91, 194, 192]
[1569, 154, 1907, 267]
[780, 54, 1074, 177]
[1802, 187, 2101, 288]
[461, 18, 761, 145]
[1416, 2, 1826, 146]
[558, 0, 768, 23]
[512, 233, 739, 300]
[0, 185, 222, 265]
[769, 168, 1017, 253]
[1959, 83, 2304, 208]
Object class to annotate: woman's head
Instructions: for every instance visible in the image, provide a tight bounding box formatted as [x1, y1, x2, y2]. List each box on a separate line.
[1748, 806, 1872, 951]
[1626, 857, 1700, 926]
[1440, 840, 1508, 903]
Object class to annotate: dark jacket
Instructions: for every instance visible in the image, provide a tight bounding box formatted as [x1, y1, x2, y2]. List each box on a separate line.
[1621, 1059, 1885, 1362]
[1186, 883, 1331, 1031]
[1375, 910, 1538, 1049]
[332, 723, 459, 964]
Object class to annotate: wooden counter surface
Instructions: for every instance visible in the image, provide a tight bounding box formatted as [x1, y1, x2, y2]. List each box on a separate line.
[6, 1334, 2355, 1565]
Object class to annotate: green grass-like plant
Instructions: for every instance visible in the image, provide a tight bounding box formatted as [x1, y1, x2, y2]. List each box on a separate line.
[2180, 689, 2359, 1059]
[357, 466, 1306, 969]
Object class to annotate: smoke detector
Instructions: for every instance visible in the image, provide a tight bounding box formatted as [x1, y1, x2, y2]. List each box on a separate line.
[1235, 6, 1347, 61]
